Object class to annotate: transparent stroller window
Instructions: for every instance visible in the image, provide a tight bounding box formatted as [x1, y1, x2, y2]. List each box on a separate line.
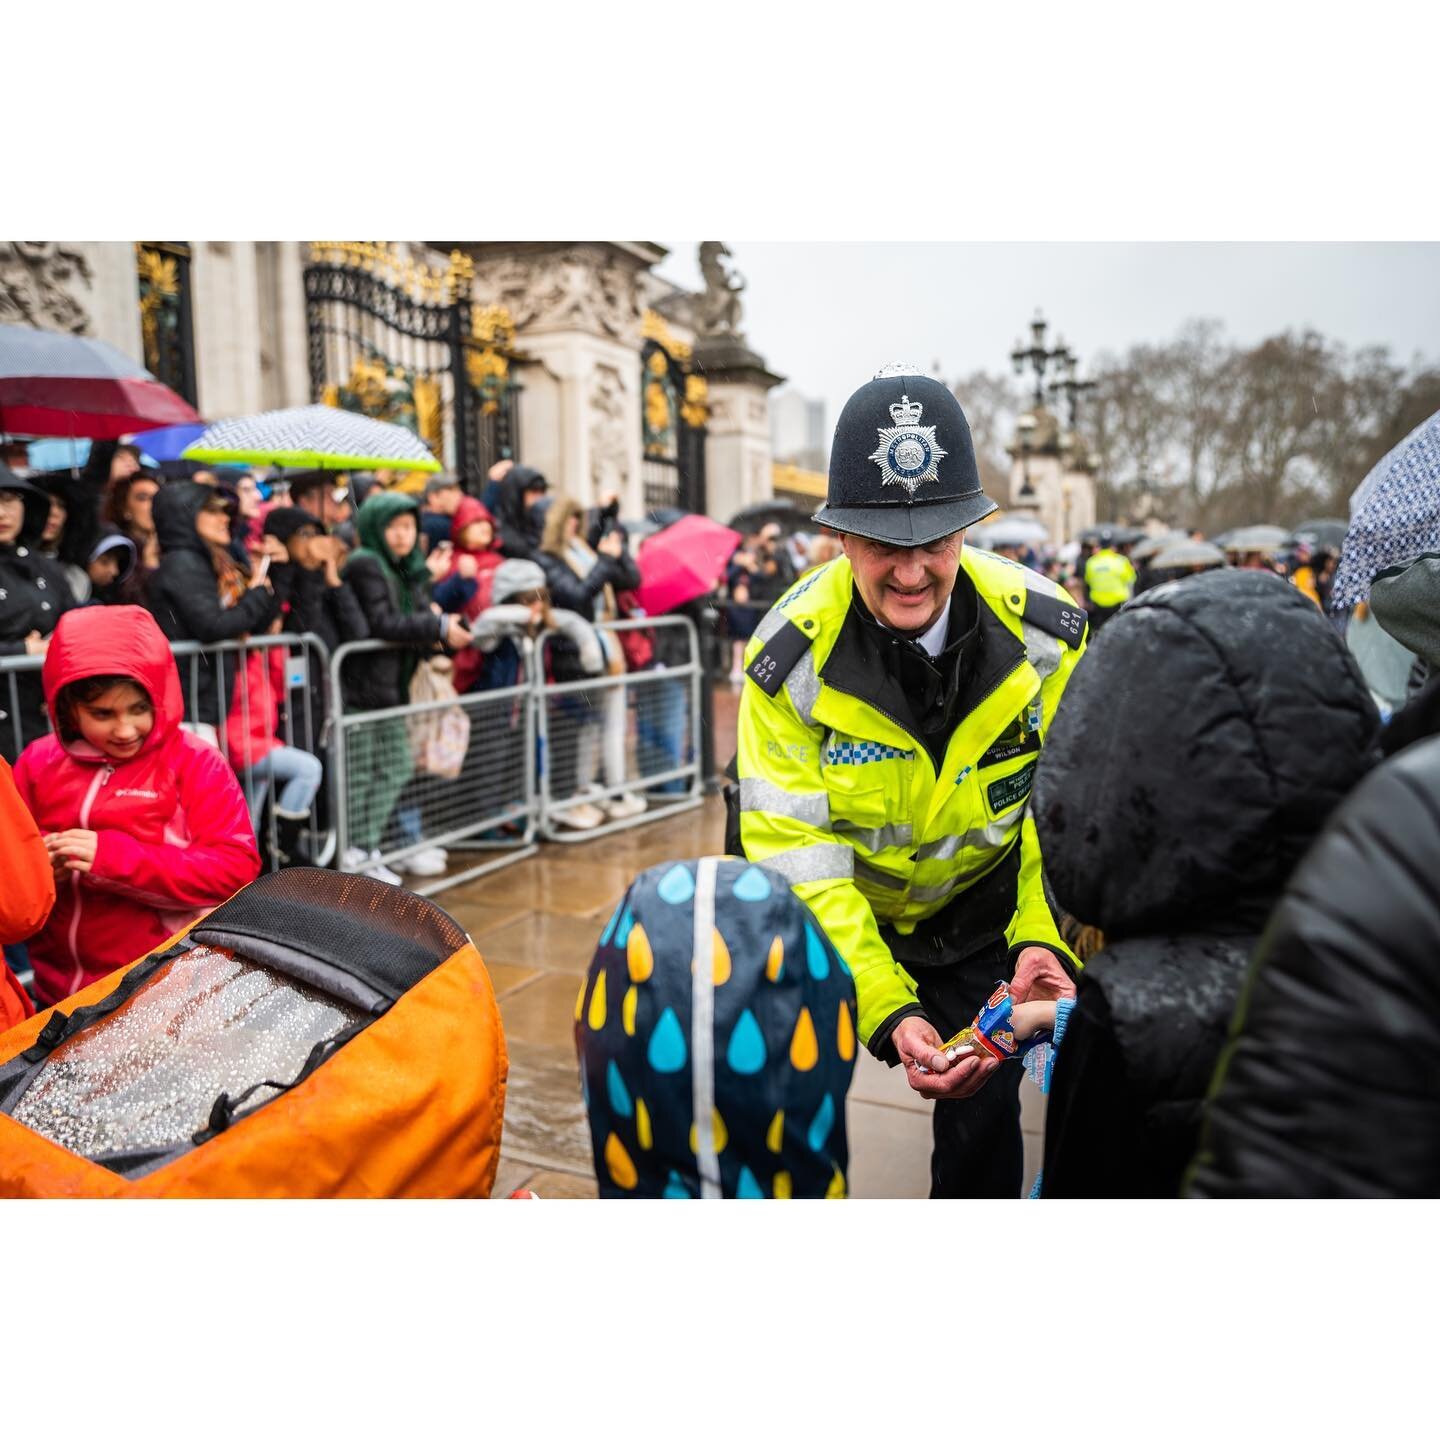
[11, 945, 365, 1162]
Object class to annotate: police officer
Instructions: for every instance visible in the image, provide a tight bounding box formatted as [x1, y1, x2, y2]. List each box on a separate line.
[734, 367, 1087, 1197]
[1083, 528, 1136, 630]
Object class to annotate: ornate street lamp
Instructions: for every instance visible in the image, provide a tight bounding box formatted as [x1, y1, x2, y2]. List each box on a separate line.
[1011, 309, 1071, 407]
[1015, 412, 1038, 500]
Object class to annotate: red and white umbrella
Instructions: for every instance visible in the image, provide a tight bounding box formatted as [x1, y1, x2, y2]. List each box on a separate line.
[0, 322, 200, 440]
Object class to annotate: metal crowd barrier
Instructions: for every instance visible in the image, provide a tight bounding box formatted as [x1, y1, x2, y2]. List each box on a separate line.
[1, 633, 334, 875]
[535, 615, 704, 843]
[328, 638, 539, 896]
[4, 613, 708, 909]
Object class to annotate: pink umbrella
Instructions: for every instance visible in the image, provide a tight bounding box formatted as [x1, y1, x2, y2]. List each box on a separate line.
[633, 513, 742, 615]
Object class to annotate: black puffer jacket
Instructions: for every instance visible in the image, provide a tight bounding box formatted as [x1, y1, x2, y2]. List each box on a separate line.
[1189, 736, 1440, 1196]
[536, 546, 642, 622]
[0, 468, 78, 761]
[147, 481, 278, 728]
[1032, 569, 1378, 1197]
[493, 466, 545, 560]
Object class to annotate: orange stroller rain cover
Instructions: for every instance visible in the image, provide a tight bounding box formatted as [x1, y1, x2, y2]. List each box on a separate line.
[0, 869, 506, 1198]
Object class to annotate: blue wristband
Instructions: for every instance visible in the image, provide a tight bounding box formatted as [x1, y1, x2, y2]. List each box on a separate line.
[1052, 996, 1076, 1049]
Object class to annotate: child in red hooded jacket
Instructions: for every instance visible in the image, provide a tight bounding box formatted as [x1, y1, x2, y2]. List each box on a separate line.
[12, 605, 262, 1008]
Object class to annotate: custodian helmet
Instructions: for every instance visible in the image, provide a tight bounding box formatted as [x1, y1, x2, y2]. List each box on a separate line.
[813, 365, 996, 547]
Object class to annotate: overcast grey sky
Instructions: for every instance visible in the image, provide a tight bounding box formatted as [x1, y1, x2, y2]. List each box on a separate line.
[655, 243, 1440, 426]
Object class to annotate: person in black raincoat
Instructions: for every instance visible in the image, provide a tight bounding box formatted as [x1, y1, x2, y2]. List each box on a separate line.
[1187, 734, 1440, 1197]
[492, 464, 548, 560]
[147, 480, 278, 732]
[1030, 568, 1377, 1197]
[1, 466, 79, 762]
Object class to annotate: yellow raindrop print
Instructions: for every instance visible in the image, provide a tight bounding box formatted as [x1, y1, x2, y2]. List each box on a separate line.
[766, 934, 784, 982]
[622, 984, 639, 1036]
[605, 1132, 638, 1190]
[774, 1171, 793, 1199]
[766, 1109, 785, 1154]
[636, 1097, 653, 1151]
[587, 968, 608, 1030]
[789, 1007, 819, 1071]
[826, 1165, 847, 1199]
[627, 923, 654, 983]
[712, 927, 732, 985]
[689, 1108, 729, 1155]
[837, 1001, 856, 1061]
[574, 978, 585, 1022]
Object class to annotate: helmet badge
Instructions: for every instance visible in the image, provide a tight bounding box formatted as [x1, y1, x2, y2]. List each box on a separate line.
[867, 394, 948, 495]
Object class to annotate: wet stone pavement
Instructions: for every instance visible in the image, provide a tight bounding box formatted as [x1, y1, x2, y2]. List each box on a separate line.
[442, 683, 1043, 1199]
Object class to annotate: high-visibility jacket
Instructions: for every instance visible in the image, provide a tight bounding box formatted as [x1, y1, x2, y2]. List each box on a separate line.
[737, 550, 1087, 1050]
[1084, 548, 1136, 608]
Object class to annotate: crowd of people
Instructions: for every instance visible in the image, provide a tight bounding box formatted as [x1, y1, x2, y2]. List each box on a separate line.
[0, 443, 696, 904]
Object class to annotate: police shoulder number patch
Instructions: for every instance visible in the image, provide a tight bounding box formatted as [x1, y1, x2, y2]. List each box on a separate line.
[746, 618, 813, 697]
[1021, 589, 1088, 649]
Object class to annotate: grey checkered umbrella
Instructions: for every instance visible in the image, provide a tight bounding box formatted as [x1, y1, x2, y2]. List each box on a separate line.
[1331, 407, 1440, 610]
[182, 403, 439, 472]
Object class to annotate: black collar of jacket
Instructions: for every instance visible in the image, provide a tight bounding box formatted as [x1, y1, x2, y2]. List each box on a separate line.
[820, 569, 1024, 765]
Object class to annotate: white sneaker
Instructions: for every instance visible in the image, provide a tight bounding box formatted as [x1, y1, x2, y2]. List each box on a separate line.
[603, 791, 647, 819]
[364, 849, 403, 885]
[398, 847, 448, 878]
[341, 846, 369, 873]
[555, 801, 605, 830]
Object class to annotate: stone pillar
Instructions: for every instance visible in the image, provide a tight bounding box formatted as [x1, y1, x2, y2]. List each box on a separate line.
[512, 332, 641, 508]
[463, 242, 664, 509]
[190, 240, 265, 419]
[0, 243, 142, 361]
[694, 340, 784, 521]
[254, 241, 312, 410]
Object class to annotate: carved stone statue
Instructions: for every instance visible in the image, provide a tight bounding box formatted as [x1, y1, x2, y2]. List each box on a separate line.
[0, 241, 93, 333]
[695, 241, 745, 339]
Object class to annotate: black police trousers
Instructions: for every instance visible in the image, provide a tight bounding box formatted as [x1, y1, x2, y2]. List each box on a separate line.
[881, 862, 1026, 1199]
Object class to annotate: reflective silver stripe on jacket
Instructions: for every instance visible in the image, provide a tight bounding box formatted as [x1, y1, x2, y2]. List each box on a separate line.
[834, 819, 913, 852]
[854, 856, 907, 891]
[784, 648, 821, 726]
[1021, 621, 1062, 683]
[763, 842, 855, 885]
[739, 777, 831, 830]
[913, 806, 1027, 862]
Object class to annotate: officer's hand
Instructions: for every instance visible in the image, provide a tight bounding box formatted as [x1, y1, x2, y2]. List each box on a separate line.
[893, 1016, 1001, 1100]
[1010, 946, 1077, 1005]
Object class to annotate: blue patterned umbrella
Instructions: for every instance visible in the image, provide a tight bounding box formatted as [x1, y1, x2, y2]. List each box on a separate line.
[1331, 409, 1440, 610]
[182, 403, 439, 472]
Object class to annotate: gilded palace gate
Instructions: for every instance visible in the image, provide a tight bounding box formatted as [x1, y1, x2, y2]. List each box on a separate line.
[303, 242, 520, 485]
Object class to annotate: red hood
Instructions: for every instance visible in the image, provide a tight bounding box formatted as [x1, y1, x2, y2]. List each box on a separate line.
[451, 497, 500, 551]
[41, 605, 183, 762]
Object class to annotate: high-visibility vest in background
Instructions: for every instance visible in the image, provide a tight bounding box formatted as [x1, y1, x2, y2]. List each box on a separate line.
[1085, 548, 1136, 608]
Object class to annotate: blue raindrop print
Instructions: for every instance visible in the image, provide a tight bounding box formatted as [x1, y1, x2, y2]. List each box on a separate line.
[606, 1060, 633, 1118]
[736, 1166, 765, 1198]
[732, 865, 772, 902]
[657, 864, 696, 905]
[805, 925, 831, 981]
[599, 898, 624, 948]
[647, 1007, 688, 1073]
[726, 1008, 767, 1075]
[615, 903, 635, 948]
[807, 1093, 836, 1152]
[664, 1170, 692, 1199]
